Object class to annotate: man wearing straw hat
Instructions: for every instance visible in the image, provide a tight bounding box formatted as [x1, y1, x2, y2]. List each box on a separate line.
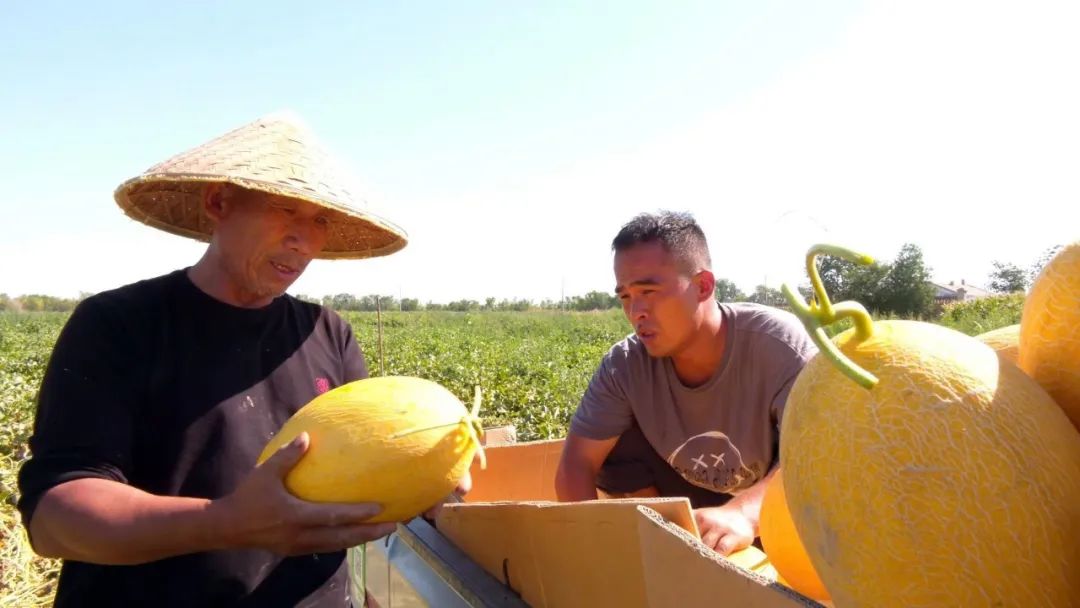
[17, 112, 421, 607]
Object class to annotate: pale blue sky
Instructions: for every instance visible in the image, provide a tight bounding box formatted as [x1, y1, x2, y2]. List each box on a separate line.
[3, 1, 1078, 303]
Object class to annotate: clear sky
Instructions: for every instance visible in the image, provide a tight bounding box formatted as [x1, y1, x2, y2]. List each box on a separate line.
[3, 0, 1078, 304]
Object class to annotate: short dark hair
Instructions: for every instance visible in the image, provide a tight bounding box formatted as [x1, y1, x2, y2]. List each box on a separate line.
[611, 211, 712, 272]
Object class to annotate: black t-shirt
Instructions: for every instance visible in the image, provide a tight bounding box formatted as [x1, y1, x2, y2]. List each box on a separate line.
[17, 268, 369, 607]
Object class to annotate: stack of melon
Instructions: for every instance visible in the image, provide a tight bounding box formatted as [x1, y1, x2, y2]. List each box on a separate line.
[761, 242, 1080, 607]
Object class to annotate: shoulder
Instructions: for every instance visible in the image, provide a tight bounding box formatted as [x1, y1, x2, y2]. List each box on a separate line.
[85, 269, 187, 309]
[724, 302, 817, 361]
[602, 332, 647, 366]
[67, 269, 188, 329]
[592, 332, 655, 384]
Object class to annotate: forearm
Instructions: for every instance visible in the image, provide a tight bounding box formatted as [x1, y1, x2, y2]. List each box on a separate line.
[29, 478, 226, 565]
[554, 453, 603, 502]
[724, 466, 778, 533]
[554, 464, 599, 501]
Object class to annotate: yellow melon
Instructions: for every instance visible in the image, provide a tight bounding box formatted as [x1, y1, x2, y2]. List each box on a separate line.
[1019, 241, 1080, 431]
[974, 323, 1019, 364]
[779, 244, 1080, 608]
[759, 470, 830, 602]
[258, 376, 485, 523]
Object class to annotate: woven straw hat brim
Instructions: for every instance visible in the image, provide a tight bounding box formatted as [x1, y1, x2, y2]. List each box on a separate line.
[113, 112, 408, 260]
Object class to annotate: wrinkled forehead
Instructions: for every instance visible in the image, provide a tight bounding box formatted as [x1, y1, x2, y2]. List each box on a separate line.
[226, 185, 326, 214]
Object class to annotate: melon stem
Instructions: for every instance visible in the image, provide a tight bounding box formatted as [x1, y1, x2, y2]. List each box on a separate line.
[386, 387, 488, 470]
[781, 244, 880, 390]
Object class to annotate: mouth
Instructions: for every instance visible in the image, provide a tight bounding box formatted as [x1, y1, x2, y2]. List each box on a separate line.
[270, 260, 300, 278]
[637, 328, 657, 342]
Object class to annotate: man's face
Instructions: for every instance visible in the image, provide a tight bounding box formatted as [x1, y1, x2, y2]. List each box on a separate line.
[211, 190, 331, 304]
[614, 241, 704, 358]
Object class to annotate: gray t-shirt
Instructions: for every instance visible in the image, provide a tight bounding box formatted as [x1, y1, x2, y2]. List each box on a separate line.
[570, 302, 818, 496]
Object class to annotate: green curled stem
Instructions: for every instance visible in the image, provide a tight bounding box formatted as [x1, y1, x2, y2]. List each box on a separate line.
[469, 386, 487, 469]
[782, 244, 880, 390]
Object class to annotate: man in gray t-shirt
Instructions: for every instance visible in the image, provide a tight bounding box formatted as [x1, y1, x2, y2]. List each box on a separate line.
[554, 211, 817, 557]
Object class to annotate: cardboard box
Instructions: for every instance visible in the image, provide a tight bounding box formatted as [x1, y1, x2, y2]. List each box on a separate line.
[436, 437, 829, 608]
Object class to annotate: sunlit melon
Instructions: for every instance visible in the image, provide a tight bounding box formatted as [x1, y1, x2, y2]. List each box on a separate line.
[258, 376, 485, 523]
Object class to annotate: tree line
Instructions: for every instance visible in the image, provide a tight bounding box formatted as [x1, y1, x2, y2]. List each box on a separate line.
[0, 244, 1061, 315]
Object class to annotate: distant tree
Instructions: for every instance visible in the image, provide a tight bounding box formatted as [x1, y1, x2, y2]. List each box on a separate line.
[446, 299, 481, 312]
[879, 243, 936, 318]
[568, 291, 618, 311]
[496, 298, 533, 311]
[796, 284, 814, 302]
[1029, 244, 1063, 284]
[815, 255, 890, 312]
[808, 243, 932, 317]
[12, 294, 80, 312]
[746, 284, 784, 307]
[0, 293, 10, 311]
[329, 293, 357, 310]
[987, 261, 1029, 294]
[816, 255, 860, 303]
[714, 278, 746, 302]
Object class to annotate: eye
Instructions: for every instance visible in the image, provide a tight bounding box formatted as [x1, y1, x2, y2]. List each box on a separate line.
[315, 215, 330, 226]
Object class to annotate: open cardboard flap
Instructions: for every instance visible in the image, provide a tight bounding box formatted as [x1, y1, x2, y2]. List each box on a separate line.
[436, 499, 821, 608]
[635, 506, 825, 608]
[437, 435, 828, 608]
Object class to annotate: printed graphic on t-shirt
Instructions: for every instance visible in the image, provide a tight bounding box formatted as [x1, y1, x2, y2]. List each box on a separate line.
[666, 431, 758, 494]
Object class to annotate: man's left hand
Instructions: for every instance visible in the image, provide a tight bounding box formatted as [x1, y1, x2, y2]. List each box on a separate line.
[693, 505, 755, 556]
[422, 468, 472, 521]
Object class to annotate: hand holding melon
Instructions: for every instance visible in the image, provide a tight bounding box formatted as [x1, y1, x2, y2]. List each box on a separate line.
[209, 431, 400, 556]
[256, 376, 487, 524]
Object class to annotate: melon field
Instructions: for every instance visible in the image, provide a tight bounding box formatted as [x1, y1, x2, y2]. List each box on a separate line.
[0, 296, 1024, 606]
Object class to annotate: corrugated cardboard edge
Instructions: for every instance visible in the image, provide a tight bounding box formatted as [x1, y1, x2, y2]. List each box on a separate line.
[481, 424, 518, 446]
[465, 439, 566, 503]
[635, 505, 827, 607]
[454, 497, 699, 536]
[439, 499, 690, 607]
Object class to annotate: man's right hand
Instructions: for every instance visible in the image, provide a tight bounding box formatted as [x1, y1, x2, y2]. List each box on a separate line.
[210, 432, 398, 556]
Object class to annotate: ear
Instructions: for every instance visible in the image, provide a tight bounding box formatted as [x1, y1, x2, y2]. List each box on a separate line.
[695, 269, 716, 303]
[203, 183, 227, 222]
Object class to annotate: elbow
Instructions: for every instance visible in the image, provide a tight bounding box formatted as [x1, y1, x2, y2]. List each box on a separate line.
[26, 515, 66, 560]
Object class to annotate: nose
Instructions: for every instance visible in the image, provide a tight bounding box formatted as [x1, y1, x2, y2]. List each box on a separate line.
[284, 217, 325, 256]
[627, 296, 649, 322]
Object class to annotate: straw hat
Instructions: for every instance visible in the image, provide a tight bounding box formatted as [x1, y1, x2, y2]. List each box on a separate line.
[113, 111, 408, 259]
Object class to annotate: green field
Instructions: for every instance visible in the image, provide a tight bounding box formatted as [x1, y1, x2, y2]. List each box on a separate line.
[0, 296, 1024, 606]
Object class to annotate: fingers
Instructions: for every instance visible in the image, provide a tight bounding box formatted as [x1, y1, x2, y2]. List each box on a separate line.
[263, 432, 310, 477]
[284, 522, 398, 555]
[700, 527, 723, 551]
[715, 533, 746, 556]
[456, 470, 473, 496]
[292, 499, 385, 527]
[423, 492, 460, 521]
